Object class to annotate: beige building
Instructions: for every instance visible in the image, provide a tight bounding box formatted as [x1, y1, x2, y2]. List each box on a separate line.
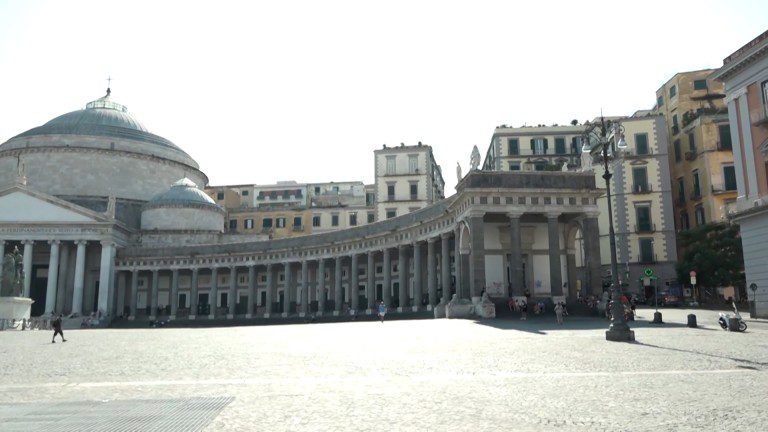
[482, 125, 584, 172]
[374, 142, 445, 221]
[654, 70, 737, 232]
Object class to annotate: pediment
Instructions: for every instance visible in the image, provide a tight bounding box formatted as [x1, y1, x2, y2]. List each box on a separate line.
[0, 186, 106, 224]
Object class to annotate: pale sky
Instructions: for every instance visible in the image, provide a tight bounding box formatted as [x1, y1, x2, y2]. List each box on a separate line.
[0, 1, 765, 194]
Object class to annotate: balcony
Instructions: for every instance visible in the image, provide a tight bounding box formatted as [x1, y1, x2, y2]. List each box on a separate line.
[691, 191, 702, 201]
[638, 254, 658, 264]
[635, 223, 657, 234]
[716, 141, 732, 151]
[261, 227, 274, 234]
[624, 148, 653, 158]
[671, 124, 680, 135]
[292, 225, 304, 232]
[684, 150, 698, 161]
[711, 181, 737, 195]
[632, 184, 653, 194]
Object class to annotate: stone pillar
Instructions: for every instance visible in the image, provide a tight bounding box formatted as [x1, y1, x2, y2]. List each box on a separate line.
[149, 269, 159, 319]
[45, 240, 61, 315]
[350, 253, 359, 313]
[247, 265, 256, 318]
[170, 268, 179, 319]
[72, 241, 87, 316]
[228, 266, 237, 319]
[190, 268, 199, 319]
[398, 244, 408, 311]
[454, 226, 463, 299]
[0, 240, 4, 294]
[548, 213, 563, 297]
[366, 251, 375, 312]
[22, 240, 34, 298]
[54, 242, 70, 314]
[300, 260, 309, 316]
[334, 257, 342, 315]
[129, 269, 138, 319]
[441, 233, 451, 303]
[412, 241, 422, 311]
[467, 215, 486, 299]
[583, 216, 602, 296]
[209, 267, 218, 319]
[282, 262, 292, 316]
[427, 238, 437, 308]
[566, 253, 577, 300]
[383, 248, 392, 307]
[317, 259, 326, 314]
[508, 213, 524, 297]
[97, 241, 114, 316]
[265, 264, 274, 317]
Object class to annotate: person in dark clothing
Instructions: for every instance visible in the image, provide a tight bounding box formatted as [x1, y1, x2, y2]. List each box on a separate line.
[51, 314, 66, 343]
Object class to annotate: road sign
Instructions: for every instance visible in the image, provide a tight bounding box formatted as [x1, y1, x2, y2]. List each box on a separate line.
[644, 268, 654, 277]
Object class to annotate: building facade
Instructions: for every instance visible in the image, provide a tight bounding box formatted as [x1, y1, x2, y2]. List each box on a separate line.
[712, 29, 768, 318]
[482, 125, 584, 172]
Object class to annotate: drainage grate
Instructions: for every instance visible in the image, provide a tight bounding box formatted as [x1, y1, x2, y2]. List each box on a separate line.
[0, 396, 234, 432]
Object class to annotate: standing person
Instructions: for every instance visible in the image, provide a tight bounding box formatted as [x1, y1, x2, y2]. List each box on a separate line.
[377, 301, 387, 323]
[555, 302, 564, 325]
[51, 314, 66, 343]
[520, 300, 528, 321]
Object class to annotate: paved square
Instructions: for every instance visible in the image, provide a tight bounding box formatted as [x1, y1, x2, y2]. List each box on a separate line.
[1, 308, 767, 431]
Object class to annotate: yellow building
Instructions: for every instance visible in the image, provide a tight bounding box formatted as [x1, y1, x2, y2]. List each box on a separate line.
[654, 70, 737, 231]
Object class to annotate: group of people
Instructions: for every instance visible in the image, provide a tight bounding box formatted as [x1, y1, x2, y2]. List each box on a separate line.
[507, 298, 568, 323]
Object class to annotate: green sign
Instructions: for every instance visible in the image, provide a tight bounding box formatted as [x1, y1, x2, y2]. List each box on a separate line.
[643, 267, 654, 277]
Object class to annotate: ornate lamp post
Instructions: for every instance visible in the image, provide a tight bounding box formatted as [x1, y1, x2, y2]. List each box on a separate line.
[581, 117, 635, 342]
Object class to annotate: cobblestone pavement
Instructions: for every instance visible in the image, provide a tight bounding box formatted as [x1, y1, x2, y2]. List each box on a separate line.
[1, 307, 767, 431]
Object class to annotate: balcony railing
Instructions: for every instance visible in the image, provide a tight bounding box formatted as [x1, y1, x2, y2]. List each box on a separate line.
[635, 223, 657, 234]
[684, 150, 698, 161]
[292, 225, 304, 232]
[711, 181, 737, 194]
[671, 124, 680, 135]
[624, 148, 653, 157]
[633, 184, 653, 194]
[639, 254, 658, 264]
[716, 141, 732, 151]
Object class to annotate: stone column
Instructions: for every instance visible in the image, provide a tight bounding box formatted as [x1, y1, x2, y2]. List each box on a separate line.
[317, 259, 326, 314]
[22, 240, 34, 298]
[55, 242, 70, 313]
[412, 241, 422, 311]
[97, 241, 114, 316]
[398, 244, 408, 311]
[366, 251, 375, 312]
[209, 267, 218, 319]
[265, 264, 274, 317]
[508, 213, 524, 297]
[149, 269, 159, 319]
[334, 257, 342, 315]
[583, 216, 603, 296]
[350, 253, 359, 313]
[282, 262, 292, 316]
[45, 240, 61, 315]
[427, 238, 437, 308]
[170, 268, 179, 319]
[441, 233, 451, 303]
[72, 241, 87, 316]
[300, 260, 309, 316]
[247, 265, 256, 318]
[0, 240, 4, 294]
[129, 269, 138, 319]
[190, 268, 199, 319]
[454, 226, 463, 299]
[382, 248, 392, 307]
[228, 266, 237, 319]
[467, 215, 486, 299]
[547, 213, 563, 297]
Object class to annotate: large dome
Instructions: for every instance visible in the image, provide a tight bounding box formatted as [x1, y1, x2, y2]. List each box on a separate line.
[144, 178, 219, 209]
[141, 178, 224, 232]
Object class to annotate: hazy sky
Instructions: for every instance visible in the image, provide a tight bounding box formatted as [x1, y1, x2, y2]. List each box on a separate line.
[0, 1, 765, 194]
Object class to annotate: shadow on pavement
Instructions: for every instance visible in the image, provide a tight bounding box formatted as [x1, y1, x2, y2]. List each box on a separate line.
[631, 340, 768, 368]
[473, 315, 696, 334]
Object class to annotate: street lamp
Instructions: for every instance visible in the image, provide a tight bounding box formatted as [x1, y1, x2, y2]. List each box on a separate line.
[581, 117, 635, 342]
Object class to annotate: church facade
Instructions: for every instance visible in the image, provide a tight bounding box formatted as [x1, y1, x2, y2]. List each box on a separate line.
[0, 91, 604, 322]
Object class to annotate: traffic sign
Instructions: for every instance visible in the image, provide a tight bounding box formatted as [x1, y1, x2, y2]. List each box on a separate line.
[644, 268, 654, 277]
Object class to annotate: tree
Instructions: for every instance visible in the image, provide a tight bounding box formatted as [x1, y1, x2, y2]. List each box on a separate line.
[676, 222, 744, 297]
[571, 119, 578, 126]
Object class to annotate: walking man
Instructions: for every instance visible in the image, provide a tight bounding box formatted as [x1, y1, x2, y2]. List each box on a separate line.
[377, 301, 387, 323]
[555, 302, 564, 325]
[51, 314, 66, 343]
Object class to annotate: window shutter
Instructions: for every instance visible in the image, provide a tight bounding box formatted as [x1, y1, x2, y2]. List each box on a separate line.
[530, 139, 535, 151]
[543, 139, 549, 150]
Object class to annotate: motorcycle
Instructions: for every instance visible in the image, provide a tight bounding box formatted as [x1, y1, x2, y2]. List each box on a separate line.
[718, 306, 747, 332]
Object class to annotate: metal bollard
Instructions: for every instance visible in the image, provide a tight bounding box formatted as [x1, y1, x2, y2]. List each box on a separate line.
[652, 311, 663, 324]
[687, 314, 697, 328]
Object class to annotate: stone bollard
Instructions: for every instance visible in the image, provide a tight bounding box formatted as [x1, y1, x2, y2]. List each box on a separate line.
[652, 311, 663, 324]
[687, 314, 697, 328]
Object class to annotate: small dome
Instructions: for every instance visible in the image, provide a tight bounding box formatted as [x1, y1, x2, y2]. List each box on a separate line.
[144, 178, 220, 209]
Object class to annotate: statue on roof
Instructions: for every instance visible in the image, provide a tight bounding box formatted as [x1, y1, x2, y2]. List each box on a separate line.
[456, 162, 463, 183]
[106, 195, 116, 219]
[470, 145, 481, 171]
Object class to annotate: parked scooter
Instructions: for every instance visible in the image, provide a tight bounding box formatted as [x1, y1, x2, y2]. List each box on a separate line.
[718, 302, 747, 332]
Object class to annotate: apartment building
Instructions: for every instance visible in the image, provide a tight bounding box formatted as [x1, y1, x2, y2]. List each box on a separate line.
[482, 125, 585, 172]
[308, 181, 376, 233]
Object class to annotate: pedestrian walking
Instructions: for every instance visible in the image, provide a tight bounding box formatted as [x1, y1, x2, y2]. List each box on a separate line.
[520, 300, 528, 320]
[555, 302, 564, 325]
[51, 314, 66, 343]
[377, 301, 387, 323]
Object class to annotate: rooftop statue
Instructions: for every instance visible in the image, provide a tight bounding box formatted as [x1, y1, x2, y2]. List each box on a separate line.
[470, 145, 481, 171]
[456, 162, 462, 183]
[2, 246, 24, 297]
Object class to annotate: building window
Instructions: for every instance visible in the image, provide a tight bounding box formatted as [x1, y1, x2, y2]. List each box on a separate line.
[312, 215, 321, 227]
[762, 80, 768, 115]
[639, 238, 655, 263]
[692, 170, 701, 198]
[241, 190, 249, 196]
[635, 133, 649, 155]
[718, 125, 732, 150]
[674, 139, 682, 162]
[632, 167, 648, 193]
[570, 137, 580, 154]
[508, 138, 519, 155]
[680, 211, 690, 231]
[509, 162, 521, 171]
[531, 138, 547, 155]
[293, 216, 302, 227]
[349, 213, 357, 226]
[367, 212, 375, 223]
[331, 214, 339, 227]
[276, 217, 286, 228]
[671, 114, 679, 135]
[636, 206, 652, 232]
[262, 218, 272, 228]
[677, 178, 686, 203]
[554, 137, 566, 155]
[693, 79, 707, 90]
[387, 184, 395, 201]
[669, 85, 677, 98]
[332, 186, 338, 193]
[244, 219, 254, 229]
[229, 219, 237, 230]
[409, 183, 418, 200]
[723, 165, 737, 191]
[386, 209, 396, 219]
[217, 192, 224, 200]
[694, 205, 706, 226]
[657, 95, 664, 107]
[408, 155, 419, 174]
[386, 156, 396, 174]
[366, 192, 375, 206]
[314, 186, 321, 194]
[688, 132, 696, 153]
[534, 162, 546, 171]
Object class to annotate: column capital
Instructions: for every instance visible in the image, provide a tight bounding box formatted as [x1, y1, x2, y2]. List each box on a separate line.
[441, 232, 452, 240]
[545, 211, 562, 219]
[583, 211, 600, 219]
[427, 237, 438, 244]
[74, 240, 88, 246]
[398, 243, 408, 251]
[48, 239, 61, 245]
[21, 239, 34, 245]
[0, 239, 5, 246]
[99, 240, 115, 247]
[507, 211, 524, 219]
